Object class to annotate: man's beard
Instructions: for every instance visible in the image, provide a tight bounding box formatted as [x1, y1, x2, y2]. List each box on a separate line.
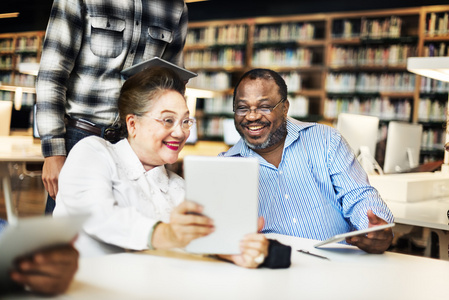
[236, 118, 287, 150]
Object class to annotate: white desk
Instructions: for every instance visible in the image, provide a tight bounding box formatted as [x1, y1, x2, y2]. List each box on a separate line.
[4, 234, 449, 300]
[0, 136, 43, 224]
[385, 198, 449, 260]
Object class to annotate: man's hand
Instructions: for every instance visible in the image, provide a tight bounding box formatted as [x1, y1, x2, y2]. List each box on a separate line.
[42, 156, 66, 199]
[10, 245, 79, 296]
[346, 210, 393, 254]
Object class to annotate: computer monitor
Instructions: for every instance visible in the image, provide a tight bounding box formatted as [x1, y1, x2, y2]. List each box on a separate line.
[337, 113, 379, 156]
[337, 113, 381, 174]
[383, 121, 423, 174]
[0, 101, 12, 136]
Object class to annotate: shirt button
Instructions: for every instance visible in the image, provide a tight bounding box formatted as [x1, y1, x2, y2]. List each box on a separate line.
[293, 218, 297, 223]
[285, 194, 289, 199]
[130, 48, 135, 54]
[136, 21, 139, 26]
[279, 170, 283, 175]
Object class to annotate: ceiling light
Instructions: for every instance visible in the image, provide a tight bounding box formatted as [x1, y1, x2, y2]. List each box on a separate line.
[0, 12, 20, 19]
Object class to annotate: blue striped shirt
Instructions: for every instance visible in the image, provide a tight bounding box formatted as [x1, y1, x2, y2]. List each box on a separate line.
[220, 117, 394, 241]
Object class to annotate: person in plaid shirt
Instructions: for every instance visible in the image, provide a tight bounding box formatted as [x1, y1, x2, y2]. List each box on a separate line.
[35, 0, 188, 213]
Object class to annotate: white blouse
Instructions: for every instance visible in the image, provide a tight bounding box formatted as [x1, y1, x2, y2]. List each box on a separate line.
[54, 136, 185, 257]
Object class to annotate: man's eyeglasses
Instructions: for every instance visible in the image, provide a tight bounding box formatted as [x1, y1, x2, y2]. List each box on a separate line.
[142, 115, 195, 131]
[234, 98, 286, 117]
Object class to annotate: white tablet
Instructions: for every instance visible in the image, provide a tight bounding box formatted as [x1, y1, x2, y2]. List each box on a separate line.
[121, 56, 197, 80]
[313, 223, 395, 248]
[183, 156, 259, 255]
[0, 215, 88, 285]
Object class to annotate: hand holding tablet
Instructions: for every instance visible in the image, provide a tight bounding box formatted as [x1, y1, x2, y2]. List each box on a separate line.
[0, 215, 88, 286]
[314, 223, 395, 248]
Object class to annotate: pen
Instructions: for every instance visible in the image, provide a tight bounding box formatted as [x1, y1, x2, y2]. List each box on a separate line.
[297, 249, 330, 260]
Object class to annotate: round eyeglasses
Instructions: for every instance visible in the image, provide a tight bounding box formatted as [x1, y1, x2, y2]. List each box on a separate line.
[234, 98, 286, 117]
[143, 115, 195, 131]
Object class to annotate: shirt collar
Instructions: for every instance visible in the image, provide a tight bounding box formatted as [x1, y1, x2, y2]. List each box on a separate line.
[113, 139, 169, 192]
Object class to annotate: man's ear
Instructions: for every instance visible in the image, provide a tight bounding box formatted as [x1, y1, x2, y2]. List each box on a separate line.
[126, 114, 137, 138]
[283, 99, 290, 117]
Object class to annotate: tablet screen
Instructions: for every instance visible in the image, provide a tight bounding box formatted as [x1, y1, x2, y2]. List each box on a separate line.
[183, 156, 259, 255]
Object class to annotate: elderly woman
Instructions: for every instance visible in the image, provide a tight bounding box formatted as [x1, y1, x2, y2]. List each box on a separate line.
[54, 67, 281, 268]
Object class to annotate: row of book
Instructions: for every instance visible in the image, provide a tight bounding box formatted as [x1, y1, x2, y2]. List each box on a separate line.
[279, 72, 302, 93]
[13, 74, 36, 87]
[421, 128, 446, 150]
[326, 72, 415, 93]
[16, 54, 38, 64]
[187, 72, 232, 91]
[202, 95, 233, 115]
[421, 128, 445, 151]
[0, 90, 35, 106]
[184, 48, 245, 68]
[426, 12, 449, 36]
[15, 36, 40, 52]
[323, 97, 412, 120]
[328, 44, 416, 67]
[186, 25, 247, 46]
[0, 73, 12, 85]
[417, 98, 447, 122]
[252, 48, 313, 68]
[0, 54, 38, 70]
[0, 91, 13, 101]
[331, 19, 361, 39]
[186, 22, 318, 46]
[423, 43, 449, 57]
[253, 23, 316, 43]
[0, 73, 36, 87]
[0, 56, 13, 69]
[0, 37, 41, 52]
[197, 116, 227, 138]
[332, 16, 403, 39]
[0, 39, 14, 52]
[360, 16, 402, 39]
[419, 77, 449, 93]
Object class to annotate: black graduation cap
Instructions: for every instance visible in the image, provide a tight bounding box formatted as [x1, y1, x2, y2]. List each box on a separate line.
[121, 57, 197, 81]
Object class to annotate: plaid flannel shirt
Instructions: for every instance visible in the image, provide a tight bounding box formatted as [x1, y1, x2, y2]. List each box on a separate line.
[36, 0, 188, 157]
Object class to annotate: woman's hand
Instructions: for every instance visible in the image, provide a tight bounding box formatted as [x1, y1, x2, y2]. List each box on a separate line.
[219, 217, 269, 268]
[152, 201, 215, 249]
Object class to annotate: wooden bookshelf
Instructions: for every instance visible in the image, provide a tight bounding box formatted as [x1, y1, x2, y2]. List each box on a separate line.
[0, 31, 44, 107]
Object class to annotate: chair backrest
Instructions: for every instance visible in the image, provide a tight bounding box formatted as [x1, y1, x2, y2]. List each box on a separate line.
[0, 101, 12, 136]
